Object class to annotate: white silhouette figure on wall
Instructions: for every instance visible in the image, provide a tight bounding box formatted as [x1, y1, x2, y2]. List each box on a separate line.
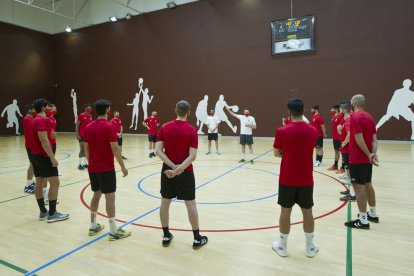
[127, 91, 141, 130]
[142, 88, 154, 120]
[376, 79, 414, 140]
[70, 89, 78, 124]
[195, 95, 209, 134]
[1, 99, 23, 135]
[214, 94, 238, 133]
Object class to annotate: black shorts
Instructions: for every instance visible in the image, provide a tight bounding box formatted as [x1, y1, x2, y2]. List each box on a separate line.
[341, 153, 349, 169]
[31, 154, 59, 178]
[26, 147, 32, 162]
[148, 135, 157, 142]
[333, 139, 341, 150]
[117, 137, 123, 146]
[240, 134, 253, 145]
[89, 171, 116, 194]
[350, 164, 372, 185]
[78, 136, 84, 142]
[208, 133, 218, 141]
[277, 183, 314, 209]
[315, 136, 323, 148]
[52, 143, 56, 154]
[160, 164, 195, 201]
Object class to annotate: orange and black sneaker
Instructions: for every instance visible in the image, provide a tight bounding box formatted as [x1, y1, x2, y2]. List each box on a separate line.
[327, 165, 338, 171]
[335, 168, 345, 174]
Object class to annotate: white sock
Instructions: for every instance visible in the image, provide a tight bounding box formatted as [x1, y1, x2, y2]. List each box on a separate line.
[349, 186, 355, 197]
[305, 232, 314, 247]
[79, 158, 83, 165]
[109, 217, 117, 234]
[26, 180, 32, 186]
[368, 207, 377, 217]
[43, 187, 48, 199]
[242, 153, 245, 160]
[249, 154, 253, 161]
[359, 212, 368, 224]
[279, 233, 289, 248]
[90, 212, 97, 229]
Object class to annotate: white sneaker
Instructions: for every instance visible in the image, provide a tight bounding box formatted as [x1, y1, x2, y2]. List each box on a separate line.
[305, 243, 319, 258]
[339, 174, 348, 179]
[272, 241, 288, 257]
[314, 161, 322, 167]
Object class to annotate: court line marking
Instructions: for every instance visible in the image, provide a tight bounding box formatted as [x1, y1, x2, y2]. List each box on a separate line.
[346, 201, 352, 276]
[24, 150, 273, 276]
[0, 259, 36, 275]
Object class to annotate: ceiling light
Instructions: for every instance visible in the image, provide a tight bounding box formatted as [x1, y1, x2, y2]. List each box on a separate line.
[110, 16, 117, 22]
[65, 26, 72, 32]
[166, 1, 177, 9]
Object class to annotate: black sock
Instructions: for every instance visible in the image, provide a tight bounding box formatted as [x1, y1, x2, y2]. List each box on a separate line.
[193, 229, 201, 240]
[49, 200, 57, 216]
[316, 155, 322, 162]
[36, 198, 47, 213]
[334, 161, 338, 167]
[319, 155, 323, 162]
[162, 226, 171, 237]
[341, 162, 345, 169]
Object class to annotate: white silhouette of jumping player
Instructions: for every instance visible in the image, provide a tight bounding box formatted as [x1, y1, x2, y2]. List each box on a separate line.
[195, 95, 209, 134]
[70, 89, 78, 124]
[214, 94, 238, 133]
[376, 79, 414, 140]
[1, 99, 23, 135]
[141, 88, 154, 120]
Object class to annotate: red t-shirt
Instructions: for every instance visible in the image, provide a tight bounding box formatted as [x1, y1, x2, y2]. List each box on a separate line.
[273, 122, 318, 186]
[84, 119, 118, 173]
[78, 112, 93, 138]
[331, 113, 343, 140]
[23, 115, 33, 148]
[340, 117, 351, 154]
[144, 116, 160, 135]
[311, 114, 325, 137]
[349, 110, 376, 164]
[110, 117, 122, 134]
[48, 117, 57, 145]
[157, 120, 198, 171]
[30, 116, 52, 157]
[283, 117, 292, 125]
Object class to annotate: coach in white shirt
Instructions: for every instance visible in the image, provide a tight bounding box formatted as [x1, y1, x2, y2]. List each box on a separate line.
[206, 110, 221, 155]
[227, 107, 257, 163]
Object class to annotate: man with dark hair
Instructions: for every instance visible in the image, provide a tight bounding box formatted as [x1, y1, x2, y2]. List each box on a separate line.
[273, 98, 319, 258]
[311, 105, 327, 167]
[76, 103, 93, 170]
[328, 105, 343, 171]
[30, 98, 69, 222]
[143, 111, 160, 158]
[110, 111, 127, 160]
[84, 99, 131, 240]
[23, 103, 36, 194]
[345, 94, 379, 229]
[155, 100, 208, 249]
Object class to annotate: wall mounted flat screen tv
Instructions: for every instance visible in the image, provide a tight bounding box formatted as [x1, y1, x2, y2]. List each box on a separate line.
[271, 15, 315, 55]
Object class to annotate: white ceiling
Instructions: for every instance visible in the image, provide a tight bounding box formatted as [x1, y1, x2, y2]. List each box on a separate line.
[0, 0, 200, 34]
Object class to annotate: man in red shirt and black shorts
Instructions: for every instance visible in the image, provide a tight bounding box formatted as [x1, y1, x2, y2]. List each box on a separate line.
[272, 98, 319, 258]
[110, 111, 127, 160]
[76, 104, 93, 170]
[143, 111, 160, 158]
[345, 94, 379, 229]
[23, 103, 36, 194]
[311, 105, 327, 167]
[155, 101, 208, 250]
[328, 104, 343, 171]
[84, 99, 131, 241]
[30, 98, 69, 223]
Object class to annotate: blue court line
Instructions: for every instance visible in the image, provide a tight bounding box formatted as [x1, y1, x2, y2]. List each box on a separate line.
[24, 149, 272, 276]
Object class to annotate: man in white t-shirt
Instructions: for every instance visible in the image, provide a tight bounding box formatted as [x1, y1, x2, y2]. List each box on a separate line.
[206, 110, 221, 155]
[227, 108, 257, 163]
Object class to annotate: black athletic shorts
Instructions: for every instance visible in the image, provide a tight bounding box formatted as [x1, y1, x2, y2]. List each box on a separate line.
[160, 164, 195, 201]
[350, 164, 372, 185]
[277, 183, 314, 209]
[52, 143, 56, 154]
[89, 170, 116, 194]
[341, 153, 349, 169]
[148, 135, 157, 143]
[78, 136, 84, 142]
[240, 134, 253, 145]
[26, 147, 32, 162]
[333, 139, 341, 150]
[31, 154, 59, 178]
[315, 136, 323, 148]
[208, 133, 218, 141]
[117, 137, 123, 146]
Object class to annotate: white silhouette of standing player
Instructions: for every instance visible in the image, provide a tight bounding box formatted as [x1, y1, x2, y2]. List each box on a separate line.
[195, 95, 209, 134]
[1, 99, 23, 135]
[214, 94, 238, 133]
[141, 88, 154, 120]
[376, 79, 414, 140]
[127, 78, 144, 130]
[70, 89, 78, 124]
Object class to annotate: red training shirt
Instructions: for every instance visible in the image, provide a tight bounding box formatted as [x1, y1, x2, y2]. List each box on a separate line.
[48, 116, 57, 145]
[340, 117, 351, 154]
[273, 122, 318, 186]
[331, 113, 343, 140]
[23, 115, 33, 148]
[78, 112, 93, 138]
[144, 116, 160, 135]
[84, 119, 118, 173]
[110, 117, 122, 134]
[157, 120, 198, 171]
[30, 116, 53, 157]
[311, 114, 325, 137]
[349, 110, 376, 164]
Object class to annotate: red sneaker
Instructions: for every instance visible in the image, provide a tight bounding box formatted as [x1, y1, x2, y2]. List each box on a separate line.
[327, 166, 338, 171]
[335, 169, 345, 174]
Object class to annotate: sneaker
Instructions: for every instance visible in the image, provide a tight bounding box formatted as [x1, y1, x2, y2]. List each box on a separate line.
[89, 223, 105, 236]
[272, 241, 288, 257]
[216, 151, 221, 155]
[122, 156, 128, 160]
[193, 236, 208, 250]
[250, 160, 254, 164]
[313, 161, 322, 167]
[83, 164, 88, 169]
[39, 211, 48, 221]
[162, 234, 174, 247]
[238, 159, 245, 163]
[109, 228, 131, 241]
[336, 169, 345, 174]
[206, 151, 211, 155]
[44, 199, 49, 205]
[305, 243, 319, 258]
[151, 152, 157, 157]
[327, 165, 338, 171]
[339, 194, 356, 201]
[47, 212, 70, 223]
[367, 213, 379, 223]
[149, 153, 153, 158]
[339, 174, 348, 179]
[78, 164, 84, 170]
[344, 219, 369, 229]
[340, 190, 350, 195]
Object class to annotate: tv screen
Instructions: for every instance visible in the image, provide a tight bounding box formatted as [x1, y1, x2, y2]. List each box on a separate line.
[271, 15, 315, 55]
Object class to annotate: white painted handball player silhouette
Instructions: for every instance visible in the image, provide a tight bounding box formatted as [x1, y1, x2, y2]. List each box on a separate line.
[1, 99, 23, 135]
[195, 95, 209, 134]
[141, 87, 154, 120]
[214, 94, 238, 133]
[127, 78, 143, 130]
[376, 79, 414, 140]
[70, 89, 78, 124]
